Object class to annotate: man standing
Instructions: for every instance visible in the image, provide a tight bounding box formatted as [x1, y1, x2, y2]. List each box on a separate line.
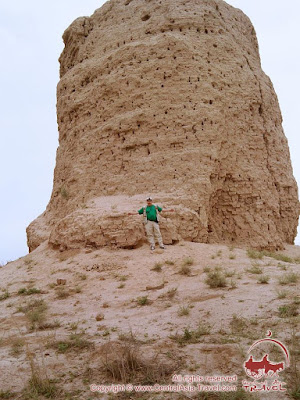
[128, 197, 173, 251]
[138, 197, 164, 251]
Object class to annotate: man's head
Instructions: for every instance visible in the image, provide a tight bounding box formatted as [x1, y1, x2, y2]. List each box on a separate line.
[146, 197, 153, 206]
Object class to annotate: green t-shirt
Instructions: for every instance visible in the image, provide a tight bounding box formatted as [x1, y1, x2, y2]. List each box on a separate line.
[138, 205, 162, 221]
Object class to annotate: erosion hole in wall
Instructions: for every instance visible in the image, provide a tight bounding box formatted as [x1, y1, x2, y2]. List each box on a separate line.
[141, 14, 151, 21]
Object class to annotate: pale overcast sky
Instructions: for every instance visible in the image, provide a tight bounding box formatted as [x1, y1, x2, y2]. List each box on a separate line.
[0, 0, 299, 263]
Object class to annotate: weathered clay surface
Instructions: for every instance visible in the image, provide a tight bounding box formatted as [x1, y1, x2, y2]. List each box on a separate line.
[48, 194, 204, 250]
[27, 0, 299, 251]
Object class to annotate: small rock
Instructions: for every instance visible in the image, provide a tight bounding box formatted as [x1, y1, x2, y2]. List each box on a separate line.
[96, 313, 104, 321]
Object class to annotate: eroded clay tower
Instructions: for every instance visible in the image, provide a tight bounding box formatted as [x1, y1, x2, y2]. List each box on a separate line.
[27, 0, 299, 251]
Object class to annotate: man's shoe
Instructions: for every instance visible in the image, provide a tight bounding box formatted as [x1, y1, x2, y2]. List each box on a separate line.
[159, 245, 165, 249]
[150, 245, 155, 251]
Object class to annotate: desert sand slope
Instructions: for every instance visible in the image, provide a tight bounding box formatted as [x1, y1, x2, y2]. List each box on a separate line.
[0, 241, 299, 399]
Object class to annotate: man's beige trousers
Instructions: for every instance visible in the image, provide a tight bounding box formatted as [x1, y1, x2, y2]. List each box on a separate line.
[145, 220, 163, 247]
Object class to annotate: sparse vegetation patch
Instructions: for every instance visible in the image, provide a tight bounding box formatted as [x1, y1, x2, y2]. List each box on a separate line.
[179, 264, 192, 276]
[0, 290, 10, 301]
[48, 333, 94, 353]
[170, 323, 210, 345]
[18, 287, 41, 296]
[136, 296, 149, 306]
[246, 264, 263, 274]
[278, 303, 299, 318]
[278, 272, 298, 285]
[17, 299, 48, 330]
[178, 305, 190, 316]
[258, 275, 270, 284]
[230, 314, 247, 335]
[151, 262, 162, 272]
[205, 268, 227, 288]
[101, 341, 175, 384]
[247, 249, 295, 263]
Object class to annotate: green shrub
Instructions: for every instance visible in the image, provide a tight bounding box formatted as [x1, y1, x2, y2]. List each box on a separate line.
[278, 304, 298, 318]
[165, 260, 175, 265]
[205, 269, 227, 288]
[247, 265, 263, 274]
[258, 275, 270, 284]
[278, 272, 299, 285]
[49, 333, 94, 354]
[170, 323, 210, 345]
[182, 257, 194, 266]
[178, 306, 190, 316]
[18, 287, 41, 296]
[277, 290, 288, 299]
[0, 391, 15, 399]
[230, 314, 247, 334]
[247, 249, 263, 259]
[137, 296, 149, 306]
[18, 299, 48, 330]
[0, 290, 10, 301]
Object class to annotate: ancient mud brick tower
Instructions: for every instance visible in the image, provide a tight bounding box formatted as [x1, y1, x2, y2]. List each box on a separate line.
[27, 0, 299, 251]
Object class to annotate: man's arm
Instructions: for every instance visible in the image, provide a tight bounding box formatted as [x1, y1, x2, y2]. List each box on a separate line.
[156, 206, 174, 212]
[128, 207, 144, 216]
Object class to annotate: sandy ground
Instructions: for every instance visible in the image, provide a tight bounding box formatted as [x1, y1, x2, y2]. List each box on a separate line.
[0, 240, 299, 399]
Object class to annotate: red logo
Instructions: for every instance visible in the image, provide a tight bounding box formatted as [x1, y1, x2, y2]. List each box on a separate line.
[244, 354, 284, 380]
[242, 331, 289, 392]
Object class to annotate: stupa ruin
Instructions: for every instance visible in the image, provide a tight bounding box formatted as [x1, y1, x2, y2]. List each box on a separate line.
[27, 0, 299, 251]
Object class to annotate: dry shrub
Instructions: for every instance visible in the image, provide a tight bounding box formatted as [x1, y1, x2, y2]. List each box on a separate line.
[205, 269, 227, 288]
[22, 352, 60, 399]
[100, 341, 175, 384]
